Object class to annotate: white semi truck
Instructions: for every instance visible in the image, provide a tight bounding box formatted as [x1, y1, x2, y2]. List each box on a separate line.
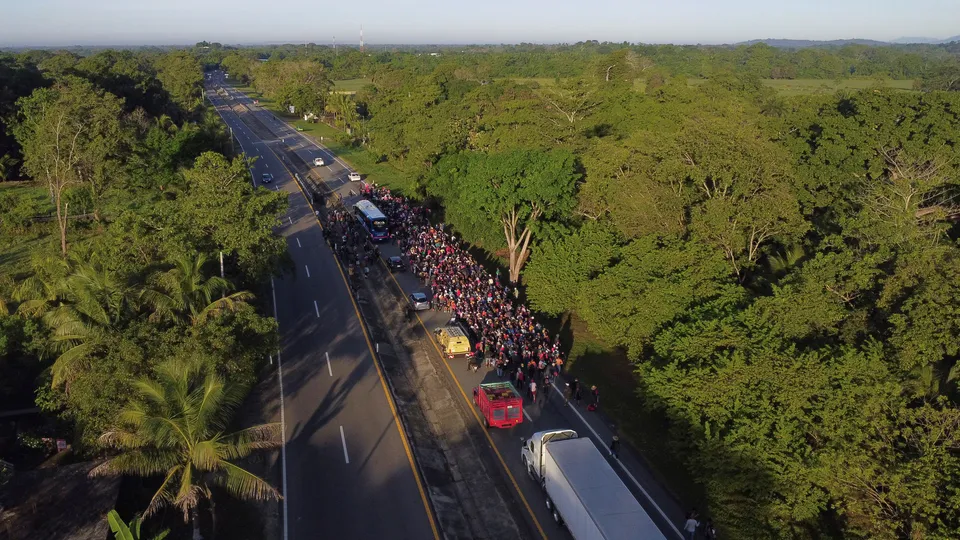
[521, 429, 667, 540]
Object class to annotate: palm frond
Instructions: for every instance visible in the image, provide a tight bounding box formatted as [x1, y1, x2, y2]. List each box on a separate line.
[219, 423, 283, 459]
[15, 298, 50, 318]
[172, 467, 204, 520]
[143, 465, 182, 518]
[98, 428, 147, 449]
[139, 288, 177, 323]
[91, 449, 180, 477]
[51, 341, 97, 387]
[192, 373, 228, 435]
[215, 461, 281, 502]
[192, 291, 255, 325]
[191, 440, 221, 471]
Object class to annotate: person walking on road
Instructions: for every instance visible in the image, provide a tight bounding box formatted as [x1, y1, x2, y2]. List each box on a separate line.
[683, 510, 700, 540]
[609, 435, 620, 459]
[574, 383, 583, 407]
[529, 380, 537, 403]
[703, 519, 717, 540]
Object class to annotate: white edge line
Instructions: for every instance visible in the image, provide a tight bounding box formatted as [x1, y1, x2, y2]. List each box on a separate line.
[339, 425, 350, 464]
[271, 277, 289, 540]
[326, 351, 333, 377]
[550, 381, 684, 539]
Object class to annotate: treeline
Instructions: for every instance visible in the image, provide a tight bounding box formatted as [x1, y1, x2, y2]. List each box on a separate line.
[212, 40, 960, 84]
[328, 50, 960, 538]
[0, 47, 287, 457]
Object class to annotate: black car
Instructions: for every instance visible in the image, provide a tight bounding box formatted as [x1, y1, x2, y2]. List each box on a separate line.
[261, 173, 273, 184]
[387, 256, 405, 271]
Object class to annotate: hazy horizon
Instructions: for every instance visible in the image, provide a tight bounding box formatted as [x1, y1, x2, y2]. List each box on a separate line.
[2, 0, 958, 48]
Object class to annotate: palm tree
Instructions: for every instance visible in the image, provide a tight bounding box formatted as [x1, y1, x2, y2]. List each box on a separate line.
[107, 509, 169, 540]
[15, 258, 138, 386]
[92, 359, 281, 540]
[141, 253, 254, 326]
[0, 153, 19, 181]
[767, 244, 806, 276]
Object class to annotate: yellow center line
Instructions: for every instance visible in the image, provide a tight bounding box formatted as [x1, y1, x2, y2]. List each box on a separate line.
[264, 142, 441, 540]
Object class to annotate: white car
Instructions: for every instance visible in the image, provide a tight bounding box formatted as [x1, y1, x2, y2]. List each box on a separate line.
[348, 172, 362, 182]
[313, 157, 325, 167]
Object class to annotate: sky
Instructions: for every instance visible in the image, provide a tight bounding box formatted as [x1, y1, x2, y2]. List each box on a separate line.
[1, 0, 958, 47]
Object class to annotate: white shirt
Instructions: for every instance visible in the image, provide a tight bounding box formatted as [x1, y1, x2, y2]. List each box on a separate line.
[684, 519, 699, 532]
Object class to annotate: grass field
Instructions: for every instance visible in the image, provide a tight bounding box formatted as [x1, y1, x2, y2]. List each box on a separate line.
[333, 78, 372, 93]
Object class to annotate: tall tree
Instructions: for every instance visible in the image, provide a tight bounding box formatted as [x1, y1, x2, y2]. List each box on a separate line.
[155, 51, 204, 119]
[428, 149, 580, 282]
[92, 359, 281, 540]
[174, 152, 288, 282]
[13, 77, 124, 256]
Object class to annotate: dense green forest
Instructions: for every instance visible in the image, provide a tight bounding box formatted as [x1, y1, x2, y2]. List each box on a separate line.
[232, 46, 960, 538]
[3, 40, 960, 539]
[0, 46, 285, 496]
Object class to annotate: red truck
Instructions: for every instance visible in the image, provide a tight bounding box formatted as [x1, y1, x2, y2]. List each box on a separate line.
[474, 382, 523, 428]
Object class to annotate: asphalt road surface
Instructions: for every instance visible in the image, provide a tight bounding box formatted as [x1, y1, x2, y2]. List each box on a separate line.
[205, 73, 438, 540]
[212, 73, 688, 540]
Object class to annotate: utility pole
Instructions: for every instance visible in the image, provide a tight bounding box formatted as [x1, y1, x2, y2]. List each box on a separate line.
[334, 35, 337, 57]
[220, 251, 225, 279]
[229, 126, 235, 155]
[360, 25, 364, 52]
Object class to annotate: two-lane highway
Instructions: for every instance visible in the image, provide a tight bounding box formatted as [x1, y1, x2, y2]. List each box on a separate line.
[205, 76, 438, 540]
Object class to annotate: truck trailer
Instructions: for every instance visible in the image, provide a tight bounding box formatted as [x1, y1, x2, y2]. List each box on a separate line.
[521, 429, 666, 540]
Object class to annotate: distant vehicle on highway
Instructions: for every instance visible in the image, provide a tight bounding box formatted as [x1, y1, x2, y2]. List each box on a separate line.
[387, 256, 405, 271]
[409, 292, 430, 311]
[261, 173, 273, 184]
[348, 172, 362, 182]
[313, 157, 325, 167]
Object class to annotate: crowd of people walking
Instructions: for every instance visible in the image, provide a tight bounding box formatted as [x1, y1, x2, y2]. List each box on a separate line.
[318, 183, 715, 538]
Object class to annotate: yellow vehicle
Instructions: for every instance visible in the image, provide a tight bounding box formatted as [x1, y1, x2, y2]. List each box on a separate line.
[434, 325, 474, 360]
